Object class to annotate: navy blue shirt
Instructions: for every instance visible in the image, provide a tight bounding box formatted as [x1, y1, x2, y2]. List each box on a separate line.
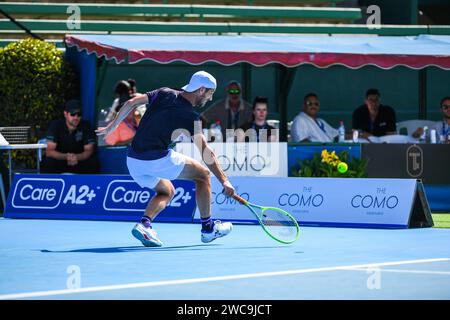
[129, 88, 200, 160]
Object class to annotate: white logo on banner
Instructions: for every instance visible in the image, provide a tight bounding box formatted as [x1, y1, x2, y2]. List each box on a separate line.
[12, 178, 65, 209]
[175, 142, 287, 177]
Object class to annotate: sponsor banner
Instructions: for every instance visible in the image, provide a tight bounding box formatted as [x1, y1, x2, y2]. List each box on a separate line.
[194, 177, 420, 228]
[175, 142, 288, 177]
[4, 174, 196, 222]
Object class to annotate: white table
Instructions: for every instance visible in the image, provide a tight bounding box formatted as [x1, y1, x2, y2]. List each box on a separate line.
[0, 143, 47, 185]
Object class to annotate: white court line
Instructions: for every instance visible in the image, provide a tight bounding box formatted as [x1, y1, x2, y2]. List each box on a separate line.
[348, 268, 450, 276]
[0, 258, 449, 300]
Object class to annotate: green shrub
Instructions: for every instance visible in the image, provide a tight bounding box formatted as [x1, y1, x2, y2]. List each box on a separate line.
[0, 38, 78, 168]
[291, 149, 368, 178]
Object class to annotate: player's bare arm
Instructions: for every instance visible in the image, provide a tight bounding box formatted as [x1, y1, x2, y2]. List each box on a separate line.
[193, 133, 234, 197]
[96, 93, 148, 137]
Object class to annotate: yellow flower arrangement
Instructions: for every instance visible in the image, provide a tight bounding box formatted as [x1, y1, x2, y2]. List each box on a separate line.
[292, 149, 368, 178]
[321, 150, 341, 167]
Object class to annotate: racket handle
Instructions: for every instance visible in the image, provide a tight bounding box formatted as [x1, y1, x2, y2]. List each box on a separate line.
[232, 194, 248, 205]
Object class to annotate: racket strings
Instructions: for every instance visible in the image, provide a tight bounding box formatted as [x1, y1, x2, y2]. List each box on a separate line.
[261, 208, 298, 242]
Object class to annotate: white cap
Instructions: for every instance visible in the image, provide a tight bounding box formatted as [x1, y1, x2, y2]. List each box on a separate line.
[182, 71, 217, 92]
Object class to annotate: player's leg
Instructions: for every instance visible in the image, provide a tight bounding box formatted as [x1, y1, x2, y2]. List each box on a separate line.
[144, 179, 175, 221]
[176, 157, 211, 220]
[131, 179, 174, 247]
[127, 155, 176, 247]
[177, 157, 232, 243]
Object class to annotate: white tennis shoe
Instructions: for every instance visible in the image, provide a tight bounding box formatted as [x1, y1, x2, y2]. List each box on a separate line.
[132, 223, 163, 247]
[201, 220, 233, 243]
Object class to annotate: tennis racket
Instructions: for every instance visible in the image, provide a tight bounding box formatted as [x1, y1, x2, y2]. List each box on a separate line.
[232, 194, 300, 244]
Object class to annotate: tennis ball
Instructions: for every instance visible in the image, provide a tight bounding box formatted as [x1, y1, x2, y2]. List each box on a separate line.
[337, 162, 348, 173]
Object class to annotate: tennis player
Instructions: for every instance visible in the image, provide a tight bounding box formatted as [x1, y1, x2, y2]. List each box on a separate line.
[97, 71, 234, 247]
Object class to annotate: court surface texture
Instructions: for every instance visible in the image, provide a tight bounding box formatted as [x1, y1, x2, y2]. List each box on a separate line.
[0, 218, 449, 300]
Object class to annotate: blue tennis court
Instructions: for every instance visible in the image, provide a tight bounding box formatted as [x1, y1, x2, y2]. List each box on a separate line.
[0, 218, 449, 300]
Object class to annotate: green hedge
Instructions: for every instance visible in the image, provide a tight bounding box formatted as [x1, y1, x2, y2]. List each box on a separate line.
[0, 38, 78, 167]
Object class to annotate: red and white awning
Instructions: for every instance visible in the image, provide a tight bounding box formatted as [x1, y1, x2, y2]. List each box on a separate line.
[65, 34, 450, 70]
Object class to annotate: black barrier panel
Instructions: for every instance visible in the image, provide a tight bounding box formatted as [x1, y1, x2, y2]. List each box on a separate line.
[408, 180, 434, 228]
[362, 143, 450, 185]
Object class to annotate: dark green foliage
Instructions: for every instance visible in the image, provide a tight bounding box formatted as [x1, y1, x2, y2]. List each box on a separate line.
[0, 38, 78, 167]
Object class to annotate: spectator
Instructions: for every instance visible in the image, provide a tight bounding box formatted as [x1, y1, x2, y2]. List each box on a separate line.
[239, 96, 277, 142]
[105, 80, 133, 123]
[352, 88, 397, 138]
[201, 80, 252, 140]
[290, 93, 339, 143]
[123, 78, 147, 125]
[435, 96, 450, 143]
[41, 100, 99, 174]
[414, 96, 450, 142]
[128, 78, 138, 94]
[104, 94, 138, 146]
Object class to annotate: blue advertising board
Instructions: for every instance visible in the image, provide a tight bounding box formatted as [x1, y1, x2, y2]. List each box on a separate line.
[5, 174, 432, 229]
[4, 174, 196, 222]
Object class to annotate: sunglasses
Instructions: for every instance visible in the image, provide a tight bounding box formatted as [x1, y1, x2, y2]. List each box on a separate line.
[306, 101, 320, 107]
[69, 111, 81, 117]
[442, 105, 450, 110]
[228, 89, 241, 94]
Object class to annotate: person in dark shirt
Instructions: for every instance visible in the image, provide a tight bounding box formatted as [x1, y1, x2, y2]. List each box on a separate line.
[41, 100, 99, 174]
[200, 80, 253, 140]
[352, 88, 397, 138]
[97, 71, 235, 247]
[239, 96, 277, 142]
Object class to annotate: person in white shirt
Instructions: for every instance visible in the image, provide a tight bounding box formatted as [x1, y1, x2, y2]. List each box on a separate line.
[291, 93, 339, 143]
[434, 96, 450, 143]
[412, 96, 450, 143]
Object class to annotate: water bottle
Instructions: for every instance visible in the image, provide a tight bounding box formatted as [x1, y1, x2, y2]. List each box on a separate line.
[338, 121, 345, 142]
[419, 126, 428, 143]
[430, 129, 437, 144]
[210, 121, 223, 142]
[352, 130, 359, 143]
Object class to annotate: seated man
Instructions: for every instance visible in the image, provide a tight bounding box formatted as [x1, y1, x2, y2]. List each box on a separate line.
[290, 93, 338, 143]
[352, 88, 397, 138]
[413, 96, 450, 142]
[201, 80, 252, 141]
[239, 96, 277, 142]
[435, 96, 450, 143]
[41, 100, 99, 174]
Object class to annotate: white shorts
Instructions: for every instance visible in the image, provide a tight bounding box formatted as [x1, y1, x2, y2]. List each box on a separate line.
[127, 149, 187, 189]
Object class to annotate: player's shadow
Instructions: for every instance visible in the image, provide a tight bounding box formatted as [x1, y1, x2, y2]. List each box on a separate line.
[40, 244, 290, 253]
[40, 244, 220, 253]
